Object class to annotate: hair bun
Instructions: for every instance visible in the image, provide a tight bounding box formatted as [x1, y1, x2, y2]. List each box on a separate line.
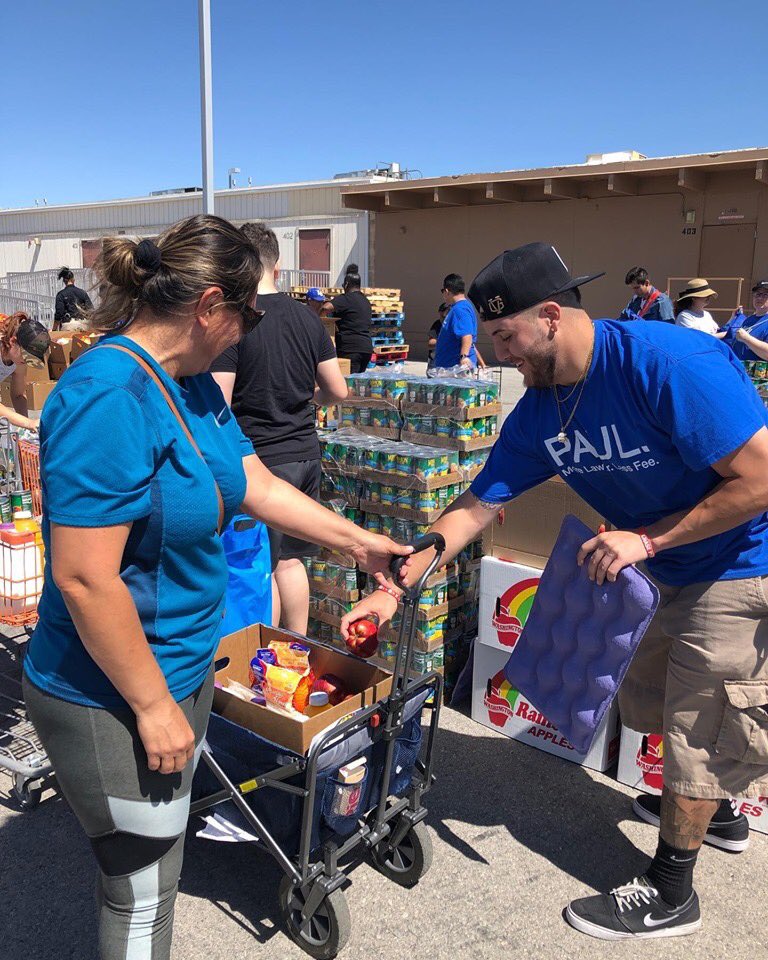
[134, 239, 162, 274]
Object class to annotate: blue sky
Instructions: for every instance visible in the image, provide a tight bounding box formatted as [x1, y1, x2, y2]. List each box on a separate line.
[1, 0, 762, 209]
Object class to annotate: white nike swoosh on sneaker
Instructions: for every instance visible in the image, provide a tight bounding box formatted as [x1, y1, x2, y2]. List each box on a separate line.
[643, 912, 683, 928]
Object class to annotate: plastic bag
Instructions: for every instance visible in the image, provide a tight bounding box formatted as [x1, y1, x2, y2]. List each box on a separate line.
[219, 514, 272, 636]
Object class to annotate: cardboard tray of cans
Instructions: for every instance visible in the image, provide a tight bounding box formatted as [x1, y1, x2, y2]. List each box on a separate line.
[401, 400, 502, 421]
[405, 432, 497, 453]
[359, 499, 444, 524]
[323, 462, 461, 491]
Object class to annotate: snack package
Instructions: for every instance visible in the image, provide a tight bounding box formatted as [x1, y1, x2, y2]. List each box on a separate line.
[249, 648, 278, 689]
[268, 639, 311, 673]
[262, 662, 307, 716]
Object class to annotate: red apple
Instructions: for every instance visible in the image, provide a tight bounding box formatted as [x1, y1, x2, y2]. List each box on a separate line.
[313, 673, 347, 706]
[345, 615, 380, 659]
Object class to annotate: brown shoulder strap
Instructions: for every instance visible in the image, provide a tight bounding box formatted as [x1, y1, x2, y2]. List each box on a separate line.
[97, 343, 225, 534]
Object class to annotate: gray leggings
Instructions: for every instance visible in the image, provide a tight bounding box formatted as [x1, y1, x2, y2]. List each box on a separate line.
[23, 669, 213, 960]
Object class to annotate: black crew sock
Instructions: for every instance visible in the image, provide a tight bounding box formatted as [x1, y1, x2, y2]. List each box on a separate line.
[710, 798, 739, 823]
[646, 837, 699, 906]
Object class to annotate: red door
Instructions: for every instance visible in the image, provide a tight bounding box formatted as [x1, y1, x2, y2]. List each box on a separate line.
[299, 229, 330, 273]
[81, 239, 103, 269]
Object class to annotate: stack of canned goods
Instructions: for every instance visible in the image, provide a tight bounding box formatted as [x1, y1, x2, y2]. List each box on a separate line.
[742, 360, 768, 406]
[345, 372, 408, 401]
[458, 448, 491, 475]
[304, 556, 361, 593]
[309, 590, 357, 617]
[405, 377, 499, 409]
[340, 405, 402, 431]
[403, 414, 498, 441]
[362, 479, 465, 513]
[320, 433, 460, 481]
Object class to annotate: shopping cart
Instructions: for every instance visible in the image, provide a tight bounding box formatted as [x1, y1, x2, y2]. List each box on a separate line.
[190, 533, 446, 959]
[0, 420, 52, 809]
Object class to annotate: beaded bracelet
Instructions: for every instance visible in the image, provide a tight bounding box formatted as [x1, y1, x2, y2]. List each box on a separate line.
[376, 584, 403, 601]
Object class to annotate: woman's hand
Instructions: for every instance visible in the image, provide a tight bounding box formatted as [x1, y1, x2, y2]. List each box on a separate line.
[576, 530, 649, 585]
[135, 694, 196, 774]
[730, 304, 744, 321]
[340, 590, 399, 641]
[347, 532, 412, 577]
[21, 417, 39, 432]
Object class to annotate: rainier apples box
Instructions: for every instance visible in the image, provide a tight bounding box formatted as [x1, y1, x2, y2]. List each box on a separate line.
[478, 556, 543, 654]
[471, 641, 620, 772]
[617, 726, 768, 835]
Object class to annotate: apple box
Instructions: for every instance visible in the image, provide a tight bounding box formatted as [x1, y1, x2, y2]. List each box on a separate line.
[478, 556, 543, 654]
[617, 726, 768, 835]
[471, 641, 620, 772]
[213, 624, 392, 755]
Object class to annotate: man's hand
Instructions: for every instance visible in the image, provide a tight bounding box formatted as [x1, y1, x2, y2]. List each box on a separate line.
[135, 694, 196, 774]
[459, 357, 472, 369]
[736, 327, 751, 342]
[347, 533, 412, 577]
[577, 530, 648, 585]
[340, 590, 399, 640]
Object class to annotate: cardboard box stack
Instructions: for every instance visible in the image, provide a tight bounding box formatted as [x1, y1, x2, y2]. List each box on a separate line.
[472, 478, 621, 771]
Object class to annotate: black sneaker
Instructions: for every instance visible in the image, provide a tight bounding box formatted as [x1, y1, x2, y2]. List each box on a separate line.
[632, 794, 750, 853]
[566, 876, 701, 941]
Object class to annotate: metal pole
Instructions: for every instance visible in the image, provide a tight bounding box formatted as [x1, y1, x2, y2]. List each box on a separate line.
[198, 0, 214, 214]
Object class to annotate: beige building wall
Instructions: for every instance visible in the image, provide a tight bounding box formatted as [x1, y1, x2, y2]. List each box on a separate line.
[371, 172, 768, 361]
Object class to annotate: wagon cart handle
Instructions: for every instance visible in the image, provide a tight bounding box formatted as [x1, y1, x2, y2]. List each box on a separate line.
[390, 532, 446, 602]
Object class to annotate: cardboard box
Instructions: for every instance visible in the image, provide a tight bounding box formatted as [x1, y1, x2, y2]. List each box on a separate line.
[323, 317, 337, 343]
[69, 333, 99, 362]
[48, 332, 75, 367]
[213, 623, 392, 755]
[23, 359, 50, 383]
[337, 357, 351, 377]
[471, 641, 620, 772]
[0, 381, 12, 406]
[478, 556, 543, 654]
[26, 381, 57, 410]
[49, 361, 68, 381]
[482, 475, 609, 567]
[617, 726, 768, 835]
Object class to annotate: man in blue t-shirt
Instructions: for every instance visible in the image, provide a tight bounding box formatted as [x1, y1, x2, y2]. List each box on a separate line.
[432, 273, 478, 369]
[724, 279, 768, 361]
[344, 242, 768, 942]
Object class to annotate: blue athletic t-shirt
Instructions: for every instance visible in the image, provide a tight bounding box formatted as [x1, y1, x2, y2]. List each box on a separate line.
[728, 314, 768, 362]
[433, 299, 478, 368]
[471, 319, 768, 586]
[24, 335, 253, 709]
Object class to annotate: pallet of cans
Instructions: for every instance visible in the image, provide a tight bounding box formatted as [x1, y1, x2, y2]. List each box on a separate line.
[742, 360, 768, 407]
[320, 430, 461, 487]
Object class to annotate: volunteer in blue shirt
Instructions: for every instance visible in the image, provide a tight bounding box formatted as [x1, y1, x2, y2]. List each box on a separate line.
[725, 279, 768, 361]
[620, 265, 675, 322]
[344, 242, 768, 942]
[21, 214, 409, 960]
[431, 273, 478, 369]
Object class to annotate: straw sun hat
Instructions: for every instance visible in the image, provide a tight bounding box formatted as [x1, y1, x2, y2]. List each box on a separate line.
[676, 278, 718, 300]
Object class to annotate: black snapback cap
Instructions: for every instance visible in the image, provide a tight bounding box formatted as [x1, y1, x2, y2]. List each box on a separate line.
[468, 242, 604, 320]
[17, 318, 51, 361]
[752, 280, 768, 293]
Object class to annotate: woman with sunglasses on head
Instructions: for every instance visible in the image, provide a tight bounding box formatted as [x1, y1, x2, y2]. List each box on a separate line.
[22, 214, 410, 960]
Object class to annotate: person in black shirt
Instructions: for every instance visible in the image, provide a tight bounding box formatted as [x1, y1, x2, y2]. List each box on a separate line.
[211, 223, 348, 633]
[54, 266, 93, 330]
[331, 271, 373, 373]
[427, 302, 449, 369]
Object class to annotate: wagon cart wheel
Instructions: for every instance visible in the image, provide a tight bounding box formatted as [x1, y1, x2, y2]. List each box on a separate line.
[278, 875, 351, 960]
[11, 774, 41, 811]
[370, 820, 433, 888]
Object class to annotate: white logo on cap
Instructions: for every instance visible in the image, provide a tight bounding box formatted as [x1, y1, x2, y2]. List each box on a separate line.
[488, 295, 505, 315]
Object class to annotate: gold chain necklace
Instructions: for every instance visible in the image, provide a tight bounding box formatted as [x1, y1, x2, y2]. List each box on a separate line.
[552, 330, 595, 444]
